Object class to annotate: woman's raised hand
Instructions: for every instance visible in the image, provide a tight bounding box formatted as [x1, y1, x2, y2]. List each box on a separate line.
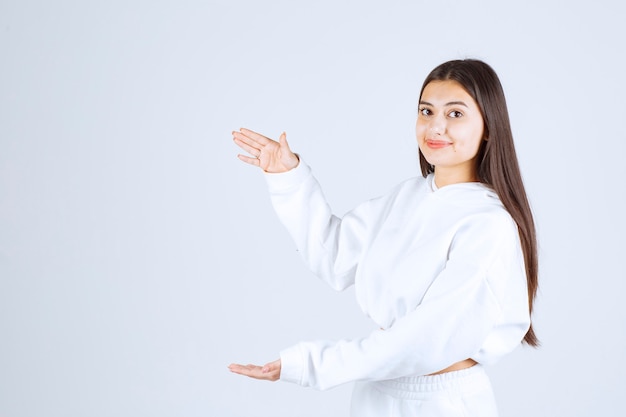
[232, 128, 299, 173]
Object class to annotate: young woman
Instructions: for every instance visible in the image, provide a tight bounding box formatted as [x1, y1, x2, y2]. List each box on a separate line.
[229, 59, 538, 417]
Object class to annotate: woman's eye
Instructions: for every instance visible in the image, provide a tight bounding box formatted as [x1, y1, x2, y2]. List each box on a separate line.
[419, 107, 431, 116]
[448, 110, 463, 118]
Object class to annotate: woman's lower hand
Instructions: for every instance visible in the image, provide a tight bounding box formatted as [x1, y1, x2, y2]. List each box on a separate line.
[228, 359, 281, 382]
[232, 128, 299, 173]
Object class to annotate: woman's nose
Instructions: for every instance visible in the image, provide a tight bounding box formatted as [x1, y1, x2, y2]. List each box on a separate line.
[429, 117, 445, 135]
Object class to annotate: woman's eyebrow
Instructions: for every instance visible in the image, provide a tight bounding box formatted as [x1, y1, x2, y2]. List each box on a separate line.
[419, 100, 469, 107]
[445, 101, 468, 107]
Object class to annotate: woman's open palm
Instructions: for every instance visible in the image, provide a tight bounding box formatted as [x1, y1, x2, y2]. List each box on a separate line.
[232, 128, 299, 173]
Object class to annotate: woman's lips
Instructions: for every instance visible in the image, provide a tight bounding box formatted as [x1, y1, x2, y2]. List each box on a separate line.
[426, 139, 452, 149]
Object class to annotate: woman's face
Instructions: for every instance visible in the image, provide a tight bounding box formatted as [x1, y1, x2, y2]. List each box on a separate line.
[416, 80, 485, 184]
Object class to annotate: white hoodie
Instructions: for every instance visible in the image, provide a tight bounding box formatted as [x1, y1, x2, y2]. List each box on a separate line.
[264, 160, 530, 391]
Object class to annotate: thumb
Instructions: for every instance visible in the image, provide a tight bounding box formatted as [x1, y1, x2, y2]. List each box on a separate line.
[262, 359, 280, 373]
[278, 132, 298, 171]
[279, 131, 291, 149]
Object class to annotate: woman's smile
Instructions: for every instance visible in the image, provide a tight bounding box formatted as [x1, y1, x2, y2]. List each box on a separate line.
[425, 139, 453, 149]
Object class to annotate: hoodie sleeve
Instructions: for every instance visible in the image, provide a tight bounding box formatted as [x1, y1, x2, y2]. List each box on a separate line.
[278, 211, 530, 390]
[264, 160, 382, 291]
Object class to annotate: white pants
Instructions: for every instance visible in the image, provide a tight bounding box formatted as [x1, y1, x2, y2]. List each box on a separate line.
[350, 365, 498, 417]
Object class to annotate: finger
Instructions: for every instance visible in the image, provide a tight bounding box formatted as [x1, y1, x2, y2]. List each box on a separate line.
[232, 131, 263, 155]
[239, 128, 273, 146]
[237, 154, 261, 167]
[228, 363, 260, 375]
[233, 134, 261, 157]
[229, 363, 270, 380]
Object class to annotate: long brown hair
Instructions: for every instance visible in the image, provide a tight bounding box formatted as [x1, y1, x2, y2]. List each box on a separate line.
[418, 59, 539, 346]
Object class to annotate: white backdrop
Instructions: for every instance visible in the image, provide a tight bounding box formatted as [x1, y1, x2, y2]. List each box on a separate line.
[1, 1, 625, 416]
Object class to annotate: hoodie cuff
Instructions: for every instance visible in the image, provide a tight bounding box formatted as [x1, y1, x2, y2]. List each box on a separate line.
[279, 344, 305, 385]
[263, 158, 311, 194]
